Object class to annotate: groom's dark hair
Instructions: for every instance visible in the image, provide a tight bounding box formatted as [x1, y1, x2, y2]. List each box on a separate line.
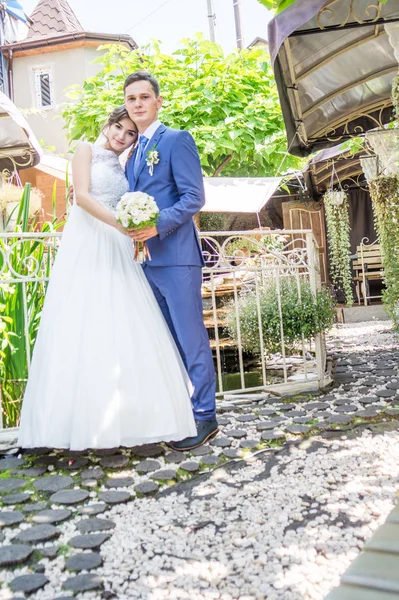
[123, 71, 160, 97]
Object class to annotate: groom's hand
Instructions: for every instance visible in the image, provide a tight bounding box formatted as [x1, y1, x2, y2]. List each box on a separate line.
[130, 226, 158, 241]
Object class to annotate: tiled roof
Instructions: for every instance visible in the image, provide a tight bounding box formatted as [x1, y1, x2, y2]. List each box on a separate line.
[26, 0, 83, 40]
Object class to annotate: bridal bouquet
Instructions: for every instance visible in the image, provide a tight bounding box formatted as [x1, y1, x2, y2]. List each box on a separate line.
[116, 191, 159, 263]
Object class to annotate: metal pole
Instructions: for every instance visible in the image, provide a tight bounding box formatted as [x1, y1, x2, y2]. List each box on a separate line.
[232, 0, 244, 49]
[0, 4, 8, 95]
[207, 0, 216, 43]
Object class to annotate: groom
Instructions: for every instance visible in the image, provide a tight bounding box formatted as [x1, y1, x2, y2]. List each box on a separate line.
[124, 71, 218, 451]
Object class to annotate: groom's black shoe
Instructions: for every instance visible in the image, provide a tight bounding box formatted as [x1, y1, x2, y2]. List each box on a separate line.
[168, 419, 219, 451]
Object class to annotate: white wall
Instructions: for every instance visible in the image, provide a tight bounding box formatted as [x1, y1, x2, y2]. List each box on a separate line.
[12, 45, 117, 155]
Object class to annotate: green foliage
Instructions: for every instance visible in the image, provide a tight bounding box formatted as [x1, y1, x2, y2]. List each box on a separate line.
[62, 36, 303, 177]
[368, 175, 399, 326]
[257, 0, 296, 13]
[257, 0, 389, 14]
[226, 276, 335, 354]
[323, 189, 353, 305]
[0, 185, 65, 427]
[225, 234, 285, 257]
[199, 212, 229, 231]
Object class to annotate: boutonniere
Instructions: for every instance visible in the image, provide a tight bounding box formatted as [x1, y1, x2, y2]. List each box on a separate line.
[146, 145, 160, 176]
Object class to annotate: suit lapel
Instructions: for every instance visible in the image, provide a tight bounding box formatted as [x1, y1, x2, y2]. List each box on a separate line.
[135, 124, 167, 181]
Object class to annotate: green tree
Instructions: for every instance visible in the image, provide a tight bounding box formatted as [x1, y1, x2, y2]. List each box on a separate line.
[62, 35, 303, 177]
[258, 0, 389, 14]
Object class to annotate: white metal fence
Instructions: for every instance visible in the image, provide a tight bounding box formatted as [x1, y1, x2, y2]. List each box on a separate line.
[0, 229, 330, 433]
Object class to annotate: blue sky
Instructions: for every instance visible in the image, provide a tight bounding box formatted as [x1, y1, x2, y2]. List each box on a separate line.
[20, 0, 272, 53]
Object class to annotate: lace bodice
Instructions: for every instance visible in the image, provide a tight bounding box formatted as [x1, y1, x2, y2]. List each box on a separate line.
[89, 144, 129, 211]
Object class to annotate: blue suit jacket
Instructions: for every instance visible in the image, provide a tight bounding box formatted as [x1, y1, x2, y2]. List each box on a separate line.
[126, 124, 205, 267]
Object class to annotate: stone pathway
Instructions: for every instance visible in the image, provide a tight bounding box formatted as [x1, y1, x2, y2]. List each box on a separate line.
[0, 321, 398, 599]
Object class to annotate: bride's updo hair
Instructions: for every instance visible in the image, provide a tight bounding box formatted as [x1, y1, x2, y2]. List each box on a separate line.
[106, 105, 130, 127]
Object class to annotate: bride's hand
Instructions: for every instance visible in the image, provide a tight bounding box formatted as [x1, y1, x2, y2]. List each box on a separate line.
[114, 221, 129, 236]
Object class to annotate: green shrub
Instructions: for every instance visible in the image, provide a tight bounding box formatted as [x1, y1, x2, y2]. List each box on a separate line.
[226, 276, 335, 355]
[199, 212, 229, 232]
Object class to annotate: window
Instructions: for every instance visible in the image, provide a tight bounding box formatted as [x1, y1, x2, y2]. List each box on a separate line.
[34, 68, 54, 109]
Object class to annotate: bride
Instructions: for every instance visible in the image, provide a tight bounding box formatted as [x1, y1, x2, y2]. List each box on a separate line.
[18, 106, 197, 450]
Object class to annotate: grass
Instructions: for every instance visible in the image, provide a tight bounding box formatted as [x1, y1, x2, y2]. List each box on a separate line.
[0, 182, 66, 427]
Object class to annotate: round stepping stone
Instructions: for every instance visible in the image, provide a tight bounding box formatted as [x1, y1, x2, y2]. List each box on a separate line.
[0, 544, 33, 567]
[239, 440, 259, 449]
[286, 425, 310, 434]
[333, 398, 353, 405]
[305, 402, 330, 410]
[180, 461, 200, 472]
[105, 477, 134, 488]
[256, 421, 280, 432]
[237, 414, 258, 422]
[66, 552, 102, 571]
[0, 511, 24, 528]
[190, 445, 212, 456]
[132, 444, 164, 458]
[14, 524, 60, 544]
[376, 389, 396, 398]
[9, 574, 48, 593]
[293, 417, 312, 424]
[200, 455, 220, 466]
[33, 475, 73, 494]
[63, 573, 103, 593]
[78, 503, 107, 516]
[164, 451, 185, 464]
[275, 403, 296, 411]
[334, 405, 358, 412]
[64, 457, 89, 470]
[217, 417, 232, 425]
[76, 518, 115, 533]
[69, 533, 111, 549]
[15, 467, 46, 477]
[0, 458, 26, 470]
[261, 431, 285, 441]
[40, 546, 59, 558]
[150, 469, 177, 481]
[50, 489, 89, 505]
[256, 409, 277, 416]
[135, 460, 160, 474]
[387, 381, 399, 390]
[34, 455, 58, 467]
[289, 411, 307, 417]
[357, 408, 381, 418]
[93, 448, 119, 456]
[98, 491, 131, 504]
[225, 429, 247, 439]
[32, 509, 71, 524]
[211, 437, 231, 448]
[81, 468, 104, 480]
[327, 415, 353, 425]
[222, 449, 241, 459]
[2, 492, 30, 505]
[386, 408, 399, 415]
[0, 478, 26, 493]
[358, 396, 379, 405]
[134, 481, 159, 495]
[21, 502, 48, 513]
[99, 455, 129, 468]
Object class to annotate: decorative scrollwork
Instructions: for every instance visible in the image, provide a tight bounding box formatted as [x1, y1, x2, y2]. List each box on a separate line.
[199, 232, 313, 281]
[313, 100, 393, 144]
[0, 235, 60, 283]
[317, 0, 382, 30]
[0, 149, 36, 173]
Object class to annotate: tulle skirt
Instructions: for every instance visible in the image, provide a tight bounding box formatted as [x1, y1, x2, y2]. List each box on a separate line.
[18, 205, 196, 450]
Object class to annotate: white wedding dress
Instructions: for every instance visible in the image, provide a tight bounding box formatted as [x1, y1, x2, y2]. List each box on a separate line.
[18, 144, 197, 450]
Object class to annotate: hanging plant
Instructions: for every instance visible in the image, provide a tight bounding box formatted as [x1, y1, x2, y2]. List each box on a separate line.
[368, 175, 399, 326]
[323, 189, 353, 305]
[392, 73, 399, 119]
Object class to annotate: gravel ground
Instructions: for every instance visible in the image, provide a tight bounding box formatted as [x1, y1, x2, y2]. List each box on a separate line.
[0, 320, 398, 600]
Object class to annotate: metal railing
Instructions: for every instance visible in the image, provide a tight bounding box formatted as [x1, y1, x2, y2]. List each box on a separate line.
[0, 229, 330, 433]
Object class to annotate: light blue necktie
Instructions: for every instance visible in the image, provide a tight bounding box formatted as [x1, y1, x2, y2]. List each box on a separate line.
[133, 135, 148, 179]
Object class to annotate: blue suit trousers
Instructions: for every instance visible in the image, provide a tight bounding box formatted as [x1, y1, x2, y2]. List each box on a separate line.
[143, 265, 216, 421]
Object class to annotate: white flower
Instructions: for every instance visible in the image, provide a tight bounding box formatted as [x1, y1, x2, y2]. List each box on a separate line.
[146, 146, 160, 176]
[116, 191, 159, 230]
